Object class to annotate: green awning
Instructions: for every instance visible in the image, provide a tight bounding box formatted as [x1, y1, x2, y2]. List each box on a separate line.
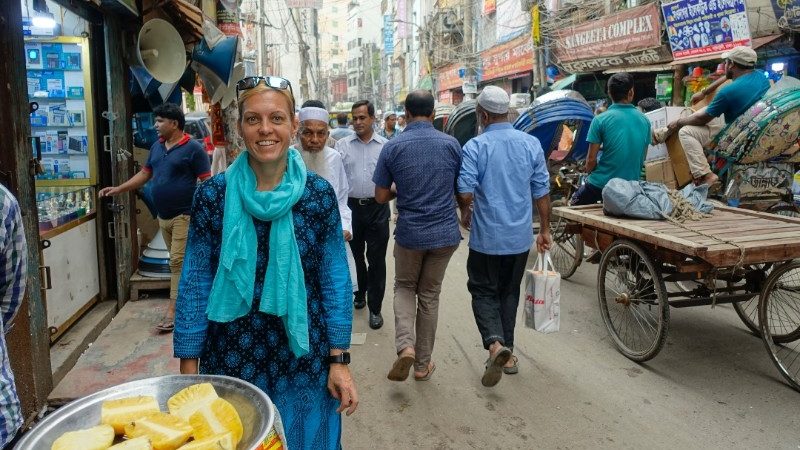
[418, 75, 433, 90]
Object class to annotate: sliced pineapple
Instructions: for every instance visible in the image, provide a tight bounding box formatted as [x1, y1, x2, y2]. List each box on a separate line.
[167, 383, 219, 421]
[109, 436, 154, 449]
[177, 432, 235, 450]
[51, 424, 115, 450]
[101, 395, 161, 434]
[188, 398, 243, 446]
[124, 412, 193, 450]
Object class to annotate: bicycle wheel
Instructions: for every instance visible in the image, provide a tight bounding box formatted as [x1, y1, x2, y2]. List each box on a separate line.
[598, 239, 670, 362]
[731, 264, 773, 337]
[758, 261, 800, 392]
[549, 199, 583, 279]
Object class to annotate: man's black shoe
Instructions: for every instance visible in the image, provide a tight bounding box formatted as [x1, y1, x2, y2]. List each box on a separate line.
[354, 297, 366, 309]
[369, 312, 383, 329]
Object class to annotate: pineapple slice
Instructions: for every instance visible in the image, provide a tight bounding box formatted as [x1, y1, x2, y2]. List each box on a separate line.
[51, 424, 115, 450]
[189, 398, 243, 446]
[124, 412, 193, 450]
[109, 436, 154, 449]
[177, 432, 235, 450]
[167, 383, 219, 421]
[101, 395, 161, 434]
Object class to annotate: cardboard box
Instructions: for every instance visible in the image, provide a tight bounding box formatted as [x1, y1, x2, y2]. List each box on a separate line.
[645, 158, 678, 190]
[644, 107, 693, 187]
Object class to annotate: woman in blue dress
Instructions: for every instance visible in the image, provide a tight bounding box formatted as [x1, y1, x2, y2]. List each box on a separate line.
[173, 76, 358, 449]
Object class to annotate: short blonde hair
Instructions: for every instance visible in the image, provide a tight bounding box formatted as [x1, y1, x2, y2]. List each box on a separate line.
[237, 83, 296, 123]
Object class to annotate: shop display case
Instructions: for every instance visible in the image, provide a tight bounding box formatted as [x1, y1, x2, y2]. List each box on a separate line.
[36, 186, 95, 234]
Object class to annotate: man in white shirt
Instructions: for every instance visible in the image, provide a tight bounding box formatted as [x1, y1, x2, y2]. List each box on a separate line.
[297, 103, 357, 290]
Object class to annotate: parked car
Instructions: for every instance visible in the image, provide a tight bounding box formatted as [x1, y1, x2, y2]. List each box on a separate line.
[185, 112, 214, 159]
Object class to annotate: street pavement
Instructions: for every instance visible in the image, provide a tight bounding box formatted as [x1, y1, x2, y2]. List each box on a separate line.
[342, 238, 800, 449]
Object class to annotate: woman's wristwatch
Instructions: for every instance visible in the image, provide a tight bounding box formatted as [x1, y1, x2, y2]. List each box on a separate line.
[328, 352, 351, 365]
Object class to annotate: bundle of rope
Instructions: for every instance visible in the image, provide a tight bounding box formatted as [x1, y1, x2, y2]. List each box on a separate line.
[665, 189, 712, 223]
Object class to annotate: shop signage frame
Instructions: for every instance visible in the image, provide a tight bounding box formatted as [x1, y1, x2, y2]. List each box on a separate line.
[559, 46, 673, 73]
[770, 0, 800, 30]
[437, 63, 463, 92]
[553, 3, 662, 63]
[479, 35, 534, 82]
[662, 0, 751, 60]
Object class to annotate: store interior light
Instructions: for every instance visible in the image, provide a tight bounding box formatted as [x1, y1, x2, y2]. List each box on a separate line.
[32, 12, 56, 29]
[771, 62, 786, 72]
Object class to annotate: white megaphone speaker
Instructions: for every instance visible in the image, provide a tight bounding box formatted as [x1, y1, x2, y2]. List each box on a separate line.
[192, 36, 238, 85]
[193, 61, 227, 104]
[218, 62, 245, 108]
[137, 19, 187, 83]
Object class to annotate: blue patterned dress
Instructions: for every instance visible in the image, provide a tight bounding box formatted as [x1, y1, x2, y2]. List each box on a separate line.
[173, 173, 352, 449]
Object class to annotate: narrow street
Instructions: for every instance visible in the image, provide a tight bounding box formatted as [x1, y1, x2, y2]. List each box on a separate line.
[343, 237, 800, 449]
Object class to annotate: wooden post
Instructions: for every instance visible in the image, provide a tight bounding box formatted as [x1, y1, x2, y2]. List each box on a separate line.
[672, 64, 685, 107]
[104, 17, 135, 308]
[0, 0, 53, 422]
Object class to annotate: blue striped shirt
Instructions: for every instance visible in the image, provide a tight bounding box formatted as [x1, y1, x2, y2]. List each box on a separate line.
[0, 184, 26, 446]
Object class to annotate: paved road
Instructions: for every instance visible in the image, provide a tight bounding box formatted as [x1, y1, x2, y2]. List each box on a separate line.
[343, 239, 800, 449]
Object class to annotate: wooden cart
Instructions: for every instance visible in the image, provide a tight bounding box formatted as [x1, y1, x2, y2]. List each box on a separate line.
[553, 204, 800, 391]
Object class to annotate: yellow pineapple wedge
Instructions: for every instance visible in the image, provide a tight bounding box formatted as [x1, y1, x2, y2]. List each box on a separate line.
[101, 395, 161, 434]
[109, 436, 154, 449]
[51, 424, 115, 450]
[167, 383, 219, 421]
[188, 398, 244, 446]
[177, 432, 235, 450]
[124, 412, 193, 450]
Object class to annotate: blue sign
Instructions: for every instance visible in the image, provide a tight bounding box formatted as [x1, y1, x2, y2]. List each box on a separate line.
[662, 0, 751, 59]
[383, 15, 394, 55]
[771, 0, 800, 30]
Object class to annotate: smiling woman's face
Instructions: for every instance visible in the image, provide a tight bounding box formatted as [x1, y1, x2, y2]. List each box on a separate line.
[238, 89, 298, 165]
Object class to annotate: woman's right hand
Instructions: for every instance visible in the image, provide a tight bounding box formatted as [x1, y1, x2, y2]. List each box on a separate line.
[98, 186, 120, 197]
[180, 358, 199, 374]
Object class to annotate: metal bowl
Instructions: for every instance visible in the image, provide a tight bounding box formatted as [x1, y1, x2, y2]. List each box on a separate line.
[16, 375, 276, 450]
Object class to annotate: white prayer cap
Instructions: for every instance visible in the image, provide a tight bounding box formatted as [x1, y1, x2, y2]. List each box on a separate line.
[298, 106, 329, 123]
[477, 86, 510, 114]
[383, 111, 397, 120]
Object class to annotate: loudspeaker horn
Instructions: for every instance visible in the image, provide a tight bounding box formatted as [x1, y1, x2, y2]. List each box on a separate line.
[218, 62, 245, 108]
[192, 36, 238, 85]
[137, 19, 187, 83]
[193, 61, 227, 105]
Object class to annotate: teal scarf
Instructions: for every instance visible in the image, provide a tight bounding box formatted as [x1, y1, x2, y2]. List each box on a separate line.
[207, 148, 309, 357]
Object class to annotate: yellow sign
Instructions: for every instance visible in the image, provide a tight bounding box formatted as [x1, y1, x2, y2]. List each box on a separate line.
[532, 5, 540, 45]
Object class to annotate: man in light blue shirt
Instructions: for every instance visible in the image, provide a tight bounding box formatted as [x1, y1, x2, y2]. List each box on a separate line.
[457, 86, 552, 388]
[330, 112, 355, 142]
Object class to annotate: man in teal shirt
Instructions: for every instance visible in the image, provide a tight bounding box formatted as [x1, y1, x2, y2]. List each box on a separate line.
[570, 72, 651, 205]
[667, 46, 770, 186]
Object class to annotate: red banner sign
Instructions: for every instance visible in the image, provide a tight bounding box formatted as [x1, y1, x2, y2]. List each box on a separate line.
[553, 3, 662, 63]
[437, 63, 463, 92]
[480, 35, 534, 82]
[484, 0, 496, 15]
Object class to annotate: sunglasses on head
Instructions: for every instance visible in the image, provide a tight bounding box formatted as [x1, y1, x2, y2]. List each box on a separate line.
[235, 76, 294, 100]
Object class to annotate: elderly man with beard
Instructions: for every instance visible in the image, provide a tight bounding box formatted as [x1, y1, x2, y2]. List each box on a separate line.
[297, 103, 358, 291]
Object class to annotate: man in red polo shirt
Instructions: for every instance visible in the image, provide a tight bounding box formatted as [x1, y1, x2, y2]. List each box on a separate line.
[100, 103, 211, 332]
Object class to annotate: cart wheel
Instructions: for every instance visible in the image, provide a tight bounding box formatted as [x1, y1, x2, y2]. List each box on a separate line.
[731, 264, 773, 337]
[758, 261, 800, 391]
[598, 239, 670, 362]
[549, 200, 583, 279]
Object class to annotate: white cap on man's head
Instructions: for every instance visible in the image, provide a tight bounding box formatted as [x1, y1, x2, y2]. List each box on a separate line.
[477, 86, 510, 114]
[383, 111, 397, 120]
[722, 46, 757, 67]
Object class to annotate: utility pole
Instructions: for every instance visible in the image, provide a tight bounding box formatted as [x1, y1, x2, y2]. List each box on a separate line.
[462, 0, 475, 99]
[291, 9, 310, 101]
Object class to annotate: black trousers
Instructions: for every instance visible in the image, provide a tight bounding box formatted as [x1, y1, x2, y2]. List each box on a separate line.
[467, 249, 530, 350]
[348, 198, 390, 314]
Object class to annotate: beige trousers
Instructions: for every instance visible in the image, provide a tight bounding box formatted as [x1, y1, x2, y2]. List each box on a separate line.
[678, 114, 725, 178]
[158, 214, 190, 300]
[393, 242, 458, 372]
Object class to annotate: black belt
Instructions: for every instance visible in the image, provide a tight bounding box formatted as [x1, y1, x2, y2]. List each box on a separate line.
[349, 197, 376, 206]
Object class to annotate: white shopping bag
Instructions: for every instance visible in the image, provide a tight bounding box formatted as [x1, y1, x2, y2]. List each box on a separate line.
[523, 252, 561, 333]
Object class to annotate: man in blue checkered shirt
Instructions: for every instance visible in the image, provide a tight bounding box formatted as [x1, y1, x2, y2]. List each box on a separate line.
[0, 184, 26, 447]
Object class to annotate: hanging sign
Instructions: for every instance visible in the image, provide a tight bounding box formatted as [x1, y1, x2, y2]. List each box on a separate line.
[662, 0, 751, 60]
[770, 0, 800, 30]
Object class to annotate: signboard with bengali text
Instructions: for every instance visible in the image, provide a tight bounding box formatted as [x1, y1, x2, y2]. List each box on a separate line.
[480, 35, 534, 82]
[662, 0, 751, 60]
